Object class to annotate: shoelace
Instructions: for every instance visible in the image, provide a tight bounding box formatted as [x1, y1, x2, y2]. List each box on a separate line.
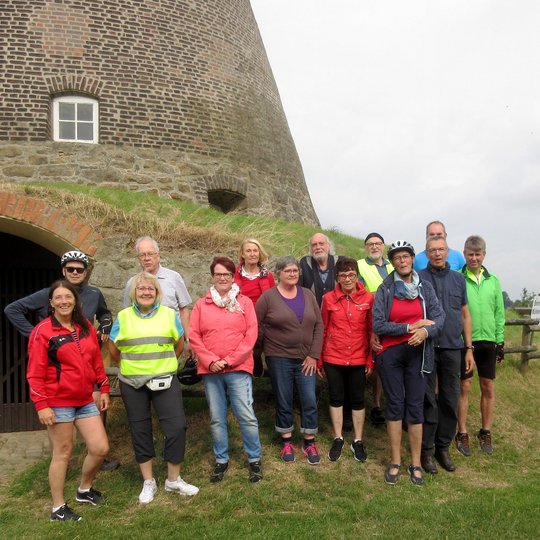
[280, 442, 297, 456]
[304, 443, 319, 456]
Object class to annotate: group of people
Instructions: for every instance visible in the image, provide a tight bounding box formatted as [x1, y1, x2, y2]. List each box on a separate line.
[4, 220, 505, 521]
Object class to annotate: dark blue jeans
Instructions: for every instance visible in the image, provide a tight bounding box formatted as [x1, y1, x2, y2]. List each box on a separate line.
[266, 357, 318, 435]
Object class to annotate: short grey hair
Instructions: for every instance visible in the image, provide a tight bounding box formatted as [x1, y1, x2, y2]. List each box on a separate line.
[274, 256, 300, 277]
[135, 236, 160, 254]
[425, 236, 448, 251]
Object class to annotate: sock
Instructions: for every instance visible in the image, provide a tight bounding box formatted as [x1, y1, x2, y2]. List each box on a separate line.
[480, 428, 491, 435]
[52, 503, 65, 512]
[303, 439, 315, 447]
[78, 486, 90, 493]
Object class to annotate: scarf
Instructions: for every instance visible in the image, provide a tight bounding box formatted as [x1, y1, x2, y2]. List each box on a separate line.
[393, 270, 420, 300]
[210, 283, 244, 313]
[239, 264, 270, 280]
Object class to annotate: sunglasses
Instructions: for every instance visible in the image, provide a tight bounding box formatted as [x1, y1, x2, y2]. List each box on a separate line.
[65, 266, 86, 274]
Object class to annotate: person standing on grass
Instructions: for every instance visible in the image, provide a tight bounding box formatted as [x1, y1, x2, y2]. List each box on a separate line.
[321, 258, 374, 463]
[234, 238, 275, 377]
[357, 232, 394, 427]
[373, 241, 445, 487]
[191, 257, 263, 484]
[256, 256, 324, 465]
[418, 237, 475, 475]
[413, 221, 466, 272]
[455, 236, 505, 456]
[27, 280, 110, 522]
[124, 236, 193, 358]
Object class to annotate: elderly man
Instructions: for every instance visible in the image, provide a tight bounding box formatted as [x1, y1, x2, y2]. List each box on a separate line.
[456, 236, 505, 456]
[357, 232, 393, 426]
[418, 237, 475, 474]
[298, 233, 344, 307]
[413, 221, 466, 272]
[124, 236, 192, 356]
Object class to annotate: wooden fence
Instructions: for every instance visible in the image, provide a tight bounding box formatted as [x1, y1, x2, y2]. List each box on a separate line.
[505, 307, 539, 369]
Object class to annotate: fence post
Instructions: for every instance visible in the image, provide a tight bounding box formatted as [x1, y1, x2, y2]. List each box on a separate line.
[520, 323, 532, 370]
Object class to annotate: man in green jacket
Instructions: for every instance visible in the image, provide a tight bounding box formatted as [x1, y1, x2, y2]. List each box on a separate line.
[455, 236, 505, 456]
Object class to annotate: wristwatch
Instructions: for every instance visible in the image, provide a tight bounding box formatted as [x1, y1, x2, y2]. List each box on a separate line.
[465, 345, 474, 351]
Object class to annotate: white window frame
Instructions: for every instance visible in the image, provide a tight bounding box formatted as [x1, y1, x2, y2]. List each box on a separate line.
[52, 95, 99, 144]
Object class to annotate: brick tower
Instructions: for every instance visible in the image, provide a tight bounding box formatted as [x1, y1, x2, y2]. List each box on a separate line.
[0, 0, 319, 225]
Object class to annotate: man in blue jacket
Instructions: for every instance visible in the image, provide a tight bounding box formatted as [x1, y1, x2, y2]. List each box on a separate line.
[414, 221, 465, 272]
[418, 237, 474, 474]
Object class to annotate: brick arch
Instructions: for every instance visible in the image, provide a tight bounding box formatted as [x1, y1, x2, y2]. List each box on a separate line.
[204, 175, 248, 196]
[44, 74, 105, 97]
[0, 192, 102, 257]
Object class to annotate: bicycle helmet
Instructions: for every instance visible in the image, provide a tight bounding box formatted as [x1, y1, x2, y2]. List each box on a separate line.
[177, 358, 202, 386]
[60, 250, 89, 268]
[387, 240, 415, 260]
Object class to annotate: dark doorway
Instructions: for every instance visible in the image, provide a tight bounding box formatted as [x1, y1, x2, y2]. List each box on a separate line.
[0, 233, 59, 432]
[207, 189, 246, 213]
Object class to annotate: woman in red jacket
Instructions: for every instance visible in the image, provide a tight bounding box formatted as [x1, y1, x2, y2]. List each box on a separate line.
[234, 238, 275, 377]
[321, 258, 374, 463]
[27, 280, 110, 522]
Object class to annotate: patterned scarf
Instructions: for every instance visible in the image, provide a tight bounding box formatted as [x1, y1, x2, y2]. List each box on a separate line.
[240, 264, 270, 280]
[210, 283, 244, 313]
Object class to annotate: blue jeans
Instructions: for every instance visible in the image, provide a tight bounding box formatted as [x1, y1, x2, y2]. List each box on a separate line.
[266, 357, 318, 435]
[203, 371, 262, 464]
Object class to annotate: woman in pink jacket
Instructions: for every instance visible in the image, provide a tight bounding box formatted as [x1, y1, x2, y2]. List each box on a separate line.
[190, 257, 263, 484]
[321, 258, 374, 463]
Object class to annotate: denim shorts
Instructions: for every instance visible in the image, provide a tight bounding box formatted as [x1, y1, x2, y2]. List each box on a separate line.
[51, 402, 99, 423]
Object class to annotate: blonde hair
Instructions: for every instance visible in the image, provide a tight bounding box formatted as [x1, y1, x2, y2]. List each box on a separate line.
[239, 238, 269, 265]
[128, 271, 163, 306]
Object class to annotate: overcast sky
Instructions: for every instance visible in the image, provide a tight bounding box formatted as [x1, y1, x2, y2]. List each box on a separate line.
[250, 0, 539, 300]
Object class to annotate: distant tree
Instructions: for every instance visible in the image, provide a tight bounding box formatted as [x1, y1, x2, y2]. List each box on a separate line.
[502, 291, 514, 309]
[514, 288, 536, 308]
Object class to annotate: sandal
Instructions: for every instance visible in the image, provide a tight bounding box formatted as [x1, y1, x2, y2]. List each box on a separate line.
[408, 465, 425, 487]
[384, 463, 401, 486]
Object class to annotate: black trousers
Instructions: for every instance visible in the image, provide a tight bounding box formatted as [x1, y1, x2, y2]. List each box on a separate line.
[422, 348, 461, 452]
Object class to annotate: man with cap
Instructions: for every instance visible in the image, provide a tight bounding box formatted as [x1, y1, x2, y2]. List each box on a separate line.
[123, 236, 192, 357]
[4, 250, 118, 471]
[357, 232, 394, 426]
[413, 221, 465, 272]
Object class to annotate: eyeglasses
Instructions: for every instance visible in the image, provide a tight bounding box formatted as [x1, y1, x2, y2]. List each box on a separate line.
[393, 254, 412, 262]
[282, 269, 300, 275]
[137, 251, 159, 259]
[365, 241, 383, 248]
[427, 248, 448, 254]
[136, 286, 156, 292]
[338, 272, 357, 280]
[213, 273, 233, 279]
[64, 267, 86, 274]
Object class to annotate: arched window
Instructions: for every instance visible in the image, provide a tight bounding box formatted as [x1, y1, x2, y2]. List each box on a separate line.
[52, 95, 99, 143]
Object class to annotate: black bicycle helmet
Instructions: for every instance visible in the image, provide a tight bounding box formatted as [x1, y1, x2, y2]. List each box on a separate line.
[177, 358, 202, 386]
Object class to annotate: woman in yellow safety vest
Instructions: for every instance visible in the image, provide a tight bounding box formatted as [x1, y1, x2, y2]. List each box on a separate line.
[109, 271, 199, 504]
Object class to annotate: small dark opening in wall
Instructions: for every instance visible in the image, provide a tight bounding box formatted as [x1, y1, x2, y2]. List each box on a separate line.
[207, 189, 246, 213]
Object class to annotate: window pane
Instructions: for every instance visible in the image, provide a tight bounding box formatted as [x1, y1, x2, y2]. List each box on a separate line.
[59, 103, 75, 121]
[59, 121, 76, 140]
[77, 122, 94, 141]
[77, 103, 94, 121]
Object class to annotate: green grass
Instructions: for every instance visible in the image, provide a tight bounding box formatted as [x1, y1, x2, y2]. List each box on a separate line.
[1, 348, 539, 539]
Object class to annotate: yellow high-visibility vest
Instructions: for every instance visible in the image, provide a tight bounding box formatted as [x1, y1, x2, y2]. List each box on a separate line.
[357, 259, 394, 293]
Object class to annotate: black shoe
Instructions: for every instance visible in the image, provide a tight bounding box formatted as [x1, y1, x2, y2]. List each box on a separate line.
[350, 440, 367, 462]
[434, 448, 456, 472]
[477, 430, 494, 455]
[421, 452, 438, 475]
[408, 465, 425, 487]
[248, 461, 263, 483]
[328, 437, 344, 462]
[384, 463, 401, 486]
[100, 457, 120, 472]
[370, 407, 386, 426]
[50, 503, 82, 522]
[210, 462, 229, 483]
[75, 487, 104, 506]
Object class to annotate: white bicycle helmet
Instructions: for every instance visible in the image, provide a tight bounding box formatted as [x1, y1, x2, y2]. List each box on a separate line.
[387, 240, 415, 260]
[60, 250, 89, 267]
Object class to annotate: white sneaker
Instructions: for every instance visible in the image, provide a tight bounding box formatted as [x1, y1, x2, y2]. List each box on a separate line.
[139, 478, 157, 504]
[164, 476, 199, 496]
